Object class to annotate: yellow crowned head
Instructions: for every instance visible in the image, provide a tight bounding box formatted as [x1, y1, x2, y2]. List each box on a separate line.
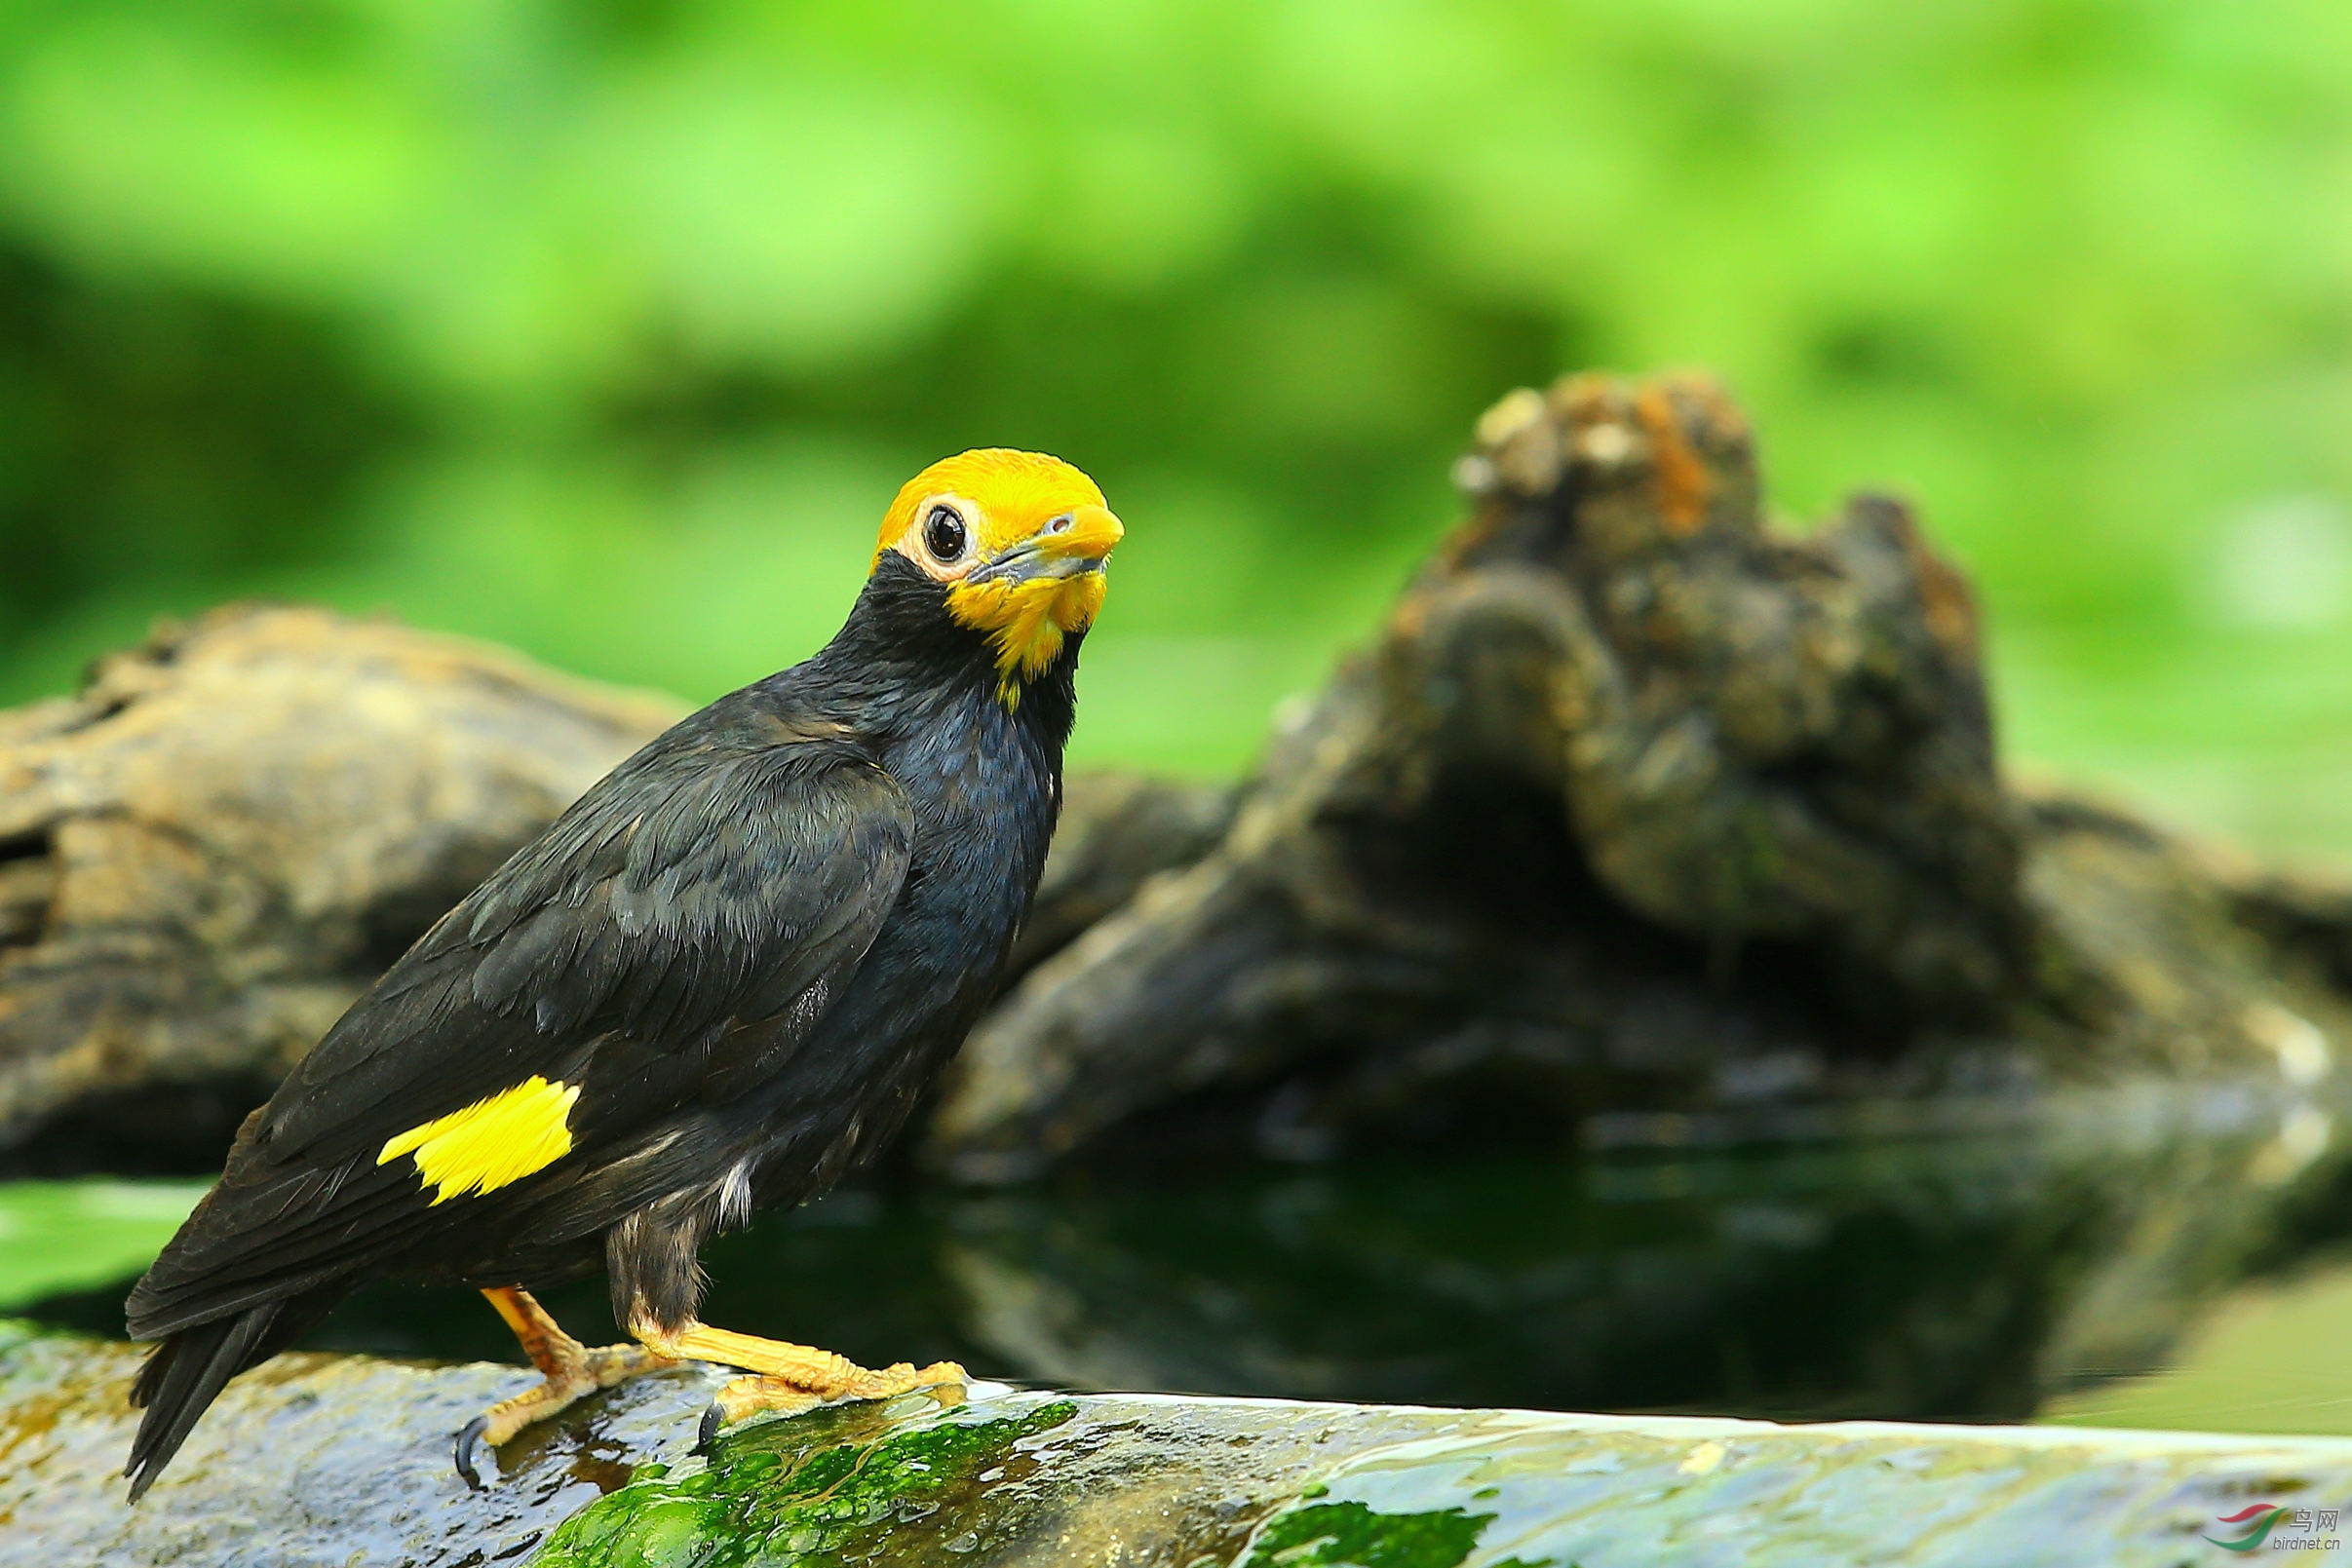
[875, 449, 1123, 704]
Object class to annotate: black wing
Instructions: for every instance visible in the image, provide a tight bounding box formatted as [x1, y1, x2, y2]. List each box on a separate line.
[128, 729, 913, 1336]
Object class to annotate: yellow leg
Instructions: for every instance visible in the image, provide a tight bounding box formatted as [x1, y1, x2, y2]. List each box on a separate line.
[630, 1319, 967, 1443]
[455, 1287, 675, 1489]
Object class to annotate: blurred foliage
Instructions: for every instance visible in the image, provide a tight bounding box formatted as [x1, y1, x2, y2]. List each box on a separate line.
[0, 1180, 207, 1311]
[1, 0, 2350, 855]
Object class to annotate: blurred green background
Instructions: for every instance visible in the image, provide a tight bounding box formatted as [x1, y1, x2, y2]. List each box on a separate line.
[2, 0, 2349, 861]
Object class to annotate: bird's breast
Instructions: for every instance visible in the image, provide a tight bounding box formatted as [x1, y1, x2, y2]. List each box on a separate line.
[790, 697, 1058, 1077]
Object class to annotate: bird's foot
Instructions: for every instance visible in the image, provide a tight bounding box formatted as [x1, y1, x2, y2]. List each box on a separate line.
[695, 1360, 969, 1449]
[455, 1340, 674, 1489]
[635, 1320, 966, 1448]
[457, 1287, 678, 1490]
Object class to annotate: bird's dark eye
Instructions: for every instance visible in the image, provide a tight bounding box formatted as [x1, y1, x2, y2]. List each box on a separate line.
[924, 505, 968, 562]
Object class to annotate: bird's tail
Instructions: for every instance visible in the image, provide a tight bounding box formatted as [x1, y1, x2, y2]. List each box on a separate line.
[124, 1303, 285, 1501]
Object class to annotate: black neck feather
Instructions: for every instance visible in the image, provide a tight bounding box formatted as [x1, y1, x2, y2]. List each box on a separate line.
[800, 553, 1082, 755]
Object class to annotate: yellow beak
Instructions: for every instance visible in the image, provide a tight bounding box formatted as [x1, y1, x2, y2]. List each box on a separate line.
[1041, 503, 1125, 564]
[965, 503, 1124, 587]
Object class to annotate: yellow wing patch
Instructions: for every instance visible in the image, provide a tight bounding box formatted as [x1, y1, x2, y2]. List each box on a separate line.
[377, 1076, 581, 1205]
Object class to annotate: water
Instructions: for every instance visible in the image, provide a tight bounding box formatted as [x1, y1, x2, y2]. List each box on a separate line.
[10, 1082, 2352, 1434]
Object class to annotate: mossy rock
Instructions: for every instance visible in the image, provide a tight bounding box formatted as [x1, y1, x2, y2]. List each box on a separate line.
[9, 1323, 2352, 1566]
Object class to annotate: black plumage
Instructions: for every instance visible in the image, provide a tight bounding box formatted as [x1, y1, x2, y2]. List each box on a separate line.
[124, 454, 1118, 1498]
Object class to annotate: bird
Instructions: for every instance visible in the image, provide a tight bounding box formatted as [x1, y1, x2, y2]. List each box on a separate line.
[121, 449, 1123, 1499]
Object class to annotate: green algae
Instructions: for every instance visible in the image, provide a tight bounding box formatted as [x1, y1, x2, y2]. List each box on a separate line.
[528, 1398, 1080, 1567]
[1236, 1500, 1514, 1568]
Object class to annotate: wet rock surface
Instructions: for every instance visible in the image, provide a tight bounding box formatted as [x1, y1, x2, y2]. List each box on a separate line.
[0, 1319, 688, 1567]
[9, 1320, 2352, 1568]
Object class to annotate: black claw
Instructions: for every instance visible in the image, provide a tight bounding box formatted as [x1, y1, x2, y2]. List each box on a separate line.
[454, 1416, 491, 1492]
[693, 1402, 724, 1454]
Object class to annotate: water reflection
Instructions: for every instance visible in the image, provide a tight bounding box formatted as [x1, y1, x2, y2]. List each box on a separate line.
[19, 1084, 2352, 1430]
[919, 1091, 2352, 1423]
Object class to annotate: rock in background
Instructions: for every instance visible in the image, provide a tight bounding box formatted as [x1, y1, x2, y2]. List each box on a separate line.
[3, 374, 2350, 1177]
[927, 373, 2352, 1176]
[0, 607, 680, 1169]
